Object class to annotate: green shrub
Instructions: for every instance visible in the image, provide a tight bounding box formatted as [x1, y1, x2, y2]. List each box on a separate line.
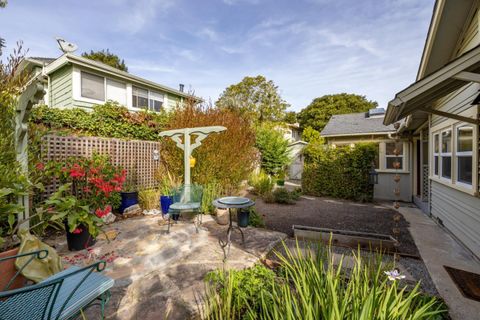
[248, 171, 275, 196]
[302, 143, 377, 201]
[248, 208, 265, 228]
[255, 123, 291, 175]
[203, 264, 276, 319]
[271, 188, 295, 204]
[201, 182, 223, 214]
[201, 242, 448, 319]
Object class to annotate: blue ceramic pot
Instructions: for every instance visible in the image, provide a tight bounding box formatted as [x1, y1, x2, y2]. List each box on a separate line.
[160, 195, 172, 214]
[120, 191, 139, 214]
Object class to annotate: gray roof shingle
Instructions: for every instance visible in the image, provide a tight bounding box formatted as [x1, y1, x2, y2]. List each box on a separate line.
[29, 57, 57, 65]
[321, 112, 396, 137]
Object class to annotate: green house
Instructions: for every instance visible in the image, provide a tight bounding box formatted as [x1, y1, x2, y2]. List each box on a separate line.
[19, 54, 192, 112]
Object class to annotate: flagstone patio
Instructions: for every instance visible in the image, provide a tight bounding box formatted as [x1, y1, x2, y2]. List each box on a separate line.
[45, 215, 287, 319]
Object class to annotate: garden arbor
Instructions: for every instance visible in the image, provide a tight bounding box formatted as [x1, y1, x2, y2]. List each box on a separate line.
[15, 81, 46, 229]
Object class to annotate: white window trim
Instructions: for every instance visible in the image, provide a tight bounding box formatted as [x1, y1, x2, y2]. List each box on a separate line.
[79, 70, 107, 104]
[131, 86, 165, 112]
[440, 129, 452, 182]
[430, 122, 478, 195]
[381, 141, 408, 172]
[455, 125, 474, 189]
[432, 133, 440, 177]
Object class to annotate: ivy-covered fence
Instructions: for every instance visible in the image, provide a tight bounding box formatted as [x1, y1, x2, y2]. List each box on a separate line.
[302, 143, 377, 202]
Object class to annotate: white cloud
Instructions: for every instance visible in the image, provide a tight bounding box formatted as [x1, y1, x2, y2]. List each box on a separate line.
[114, 0, 175, 34]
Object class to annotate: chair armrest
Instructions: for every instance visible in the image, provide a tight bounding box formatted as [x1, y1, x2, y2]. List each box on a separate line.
[0, 249, 49, 291]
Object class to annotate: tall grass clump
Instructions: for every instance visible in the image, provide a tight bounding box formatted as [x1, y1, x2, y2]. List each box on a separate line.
[199, 242, 448, 320]
[248, 171, 274, 196]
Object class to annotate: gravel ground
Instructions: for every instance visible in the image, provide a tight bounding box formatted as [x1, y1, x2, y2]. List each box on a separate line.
[250, 193, 420, 256]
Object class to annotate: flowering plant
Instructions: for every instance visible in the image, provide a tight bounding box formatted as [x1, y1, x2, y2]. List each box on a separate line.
[38, 154, 125, 237]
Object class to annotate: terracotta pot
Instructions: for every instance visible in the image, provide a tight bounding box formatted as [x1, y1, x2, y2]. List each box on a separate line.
[0, 247, 27, 291]
[215, 208, 229, 225]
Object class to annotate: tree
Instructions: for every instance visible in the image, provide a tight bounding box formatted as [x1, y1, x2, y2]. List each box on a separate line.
[0, 0, 7, 56]
[298, 93, 377, 132]
[255, 123, 291, 176]
[82, 49, 128, 72]
[283, 111, 297, 124]
[216, 75, 289, 123]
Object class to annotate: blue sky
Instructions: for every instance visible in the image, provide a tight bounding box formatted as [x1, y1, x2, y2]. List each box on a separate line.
[0, 0, 433, 111]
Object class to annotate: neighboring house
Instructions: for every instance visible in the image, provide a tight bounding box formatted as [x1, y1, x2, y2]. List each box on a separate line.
[279, 123, 307, 180]
[19, 54, 192, 112]
[384, 0, 480, 258]
[321, 108, 411, 201]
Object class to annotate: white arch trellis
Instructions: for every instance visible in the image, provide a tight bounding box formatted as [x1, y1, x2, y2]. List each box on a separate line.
[15, 80, 46, 229]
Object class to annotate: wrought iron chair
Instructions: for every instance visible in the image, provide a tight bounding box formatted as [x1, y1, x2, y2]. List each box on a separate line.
[0, 250, 114, 320]
[167, 184, 203, 233]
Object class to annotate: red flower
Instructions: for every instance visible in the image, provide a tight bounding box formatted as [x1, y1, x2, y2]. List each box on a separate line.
[72, 228, 83, 234]
[69, 163, 85, 179]
[35, 162, 45, 171]
[95, 205, 111, 218]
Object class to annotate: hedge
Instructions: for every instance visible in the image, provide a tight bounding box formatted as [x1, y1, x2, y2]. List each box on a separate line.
[302, 143, 377, 201]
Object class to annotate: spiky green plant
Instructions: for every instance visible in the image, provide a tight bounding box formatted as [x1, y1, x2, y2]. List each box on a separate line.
[200, 241, 448, 320]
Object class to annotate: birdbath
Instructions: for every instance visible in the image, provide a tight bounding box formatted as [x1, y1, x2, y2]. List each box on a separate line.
[159, 126, 226, 200]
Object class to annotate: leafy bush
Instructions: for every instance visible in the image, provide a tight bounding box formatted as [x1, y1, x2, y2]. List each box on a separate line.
[200, 242, 448, 319]
[203, 264, 276, 318]
[248, 171, 275, 196]
[255, 123, 291, 175]
[248, 208, 265, 228]
[201, 182, 223, 214]
[302, 143, 377, 202]
[29, 101, 170, 140]
[162, 102, 257, 193]
[271, 188, 295, 204]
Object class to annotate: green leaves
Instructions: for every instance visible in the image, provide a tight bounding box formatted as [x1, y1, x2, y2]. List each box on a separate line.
[255, 123, 291, 175]
[216, 75, 289, 124]
[298, 93, 378, 132]
[81, 49, 128, 72]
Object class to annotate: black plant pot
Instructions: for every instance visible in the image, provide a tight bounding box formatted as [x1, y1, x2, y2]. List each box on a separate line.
[65, 223, 96, 251]
[120, 191, 139, 214]
[171, 212, 180, 221]
[237, 209, 250, 228]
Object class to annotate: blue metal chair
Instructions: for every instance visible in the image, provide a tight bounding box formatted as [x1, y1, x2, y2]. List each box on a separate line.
[0, 250, 114, 320]
[167, 184, 203, 233]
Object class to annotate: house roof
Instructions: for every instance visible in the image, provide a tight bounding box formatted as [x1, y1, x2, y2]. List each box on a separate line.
[321, 112, 395, 137]
[384, 43, 480, 126]
[26, 54, 195, 100]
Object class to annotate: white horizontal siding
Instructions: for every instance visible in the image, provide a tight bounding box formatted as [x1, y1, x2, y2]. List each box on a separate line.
[431, 181, 480, 258]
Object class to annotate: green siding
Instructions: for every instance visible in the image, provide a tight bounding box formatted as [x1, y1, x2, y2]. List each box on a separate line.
[50, 65, 73, 108]
[167, 94, 182, 110]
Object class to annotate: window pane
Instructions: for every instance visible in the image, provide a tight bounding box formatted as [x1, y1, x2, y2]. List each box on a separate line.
[132, 87, 148, 109]
[386, 157, 403, 169]
[441, 156, 451, 179]
[441, 130, 451, 153]
[434, 134, 439, 153]
[386, 142, 403, 156]
[457, 126, 473, 152]
[457, 156, 472, 185]
[138, 97, 148, 109]
[434, 155, 439, 175]
[81, 72, 105, 100]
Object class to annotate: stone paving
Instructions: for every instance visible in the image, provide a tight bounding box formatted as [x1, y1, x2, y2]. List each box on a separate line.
[49, 215, 287, 319]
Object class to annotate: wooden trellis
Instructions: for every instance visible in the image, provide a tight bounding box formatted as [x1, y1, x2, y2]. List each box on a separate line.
[41, 135, 162, 192]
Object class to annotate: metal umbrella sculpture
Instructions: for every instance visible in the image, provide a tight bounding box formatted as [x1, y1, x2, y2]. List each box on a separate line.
[159, 126, 226, 200]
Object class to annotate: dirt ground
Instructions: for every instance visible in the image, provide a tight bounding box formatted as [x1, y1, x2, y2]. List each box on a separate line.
[250, 193, 419, 256]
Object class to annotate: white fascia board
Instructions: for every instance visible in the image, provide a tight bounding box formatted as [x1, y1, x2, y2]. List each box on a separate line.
[321, 132, 395, 138]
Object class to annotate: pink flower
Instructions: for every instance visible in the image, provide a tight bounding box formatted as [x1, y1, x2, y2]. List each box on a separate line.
[35, 162, 45, 170]
[72, 228, 83, 234]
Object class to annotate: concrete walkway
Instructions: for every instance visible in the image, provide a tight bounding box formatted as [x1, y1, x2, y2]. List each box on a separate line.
[395, 205, 480, 320]
[51, 215, 287, 319]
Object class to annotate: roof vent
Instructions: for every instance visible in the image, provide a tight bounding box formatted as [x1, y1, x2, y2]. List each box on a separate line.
[179, 84, 185, 92]
[368, 108, 385, 118]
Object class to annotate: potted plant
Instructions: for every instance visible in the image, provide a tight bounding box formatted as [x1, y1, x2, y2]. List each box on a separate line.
[42, 155, 124, 250]
[276, 171, 286, 186]
[120, 168, 139, 214]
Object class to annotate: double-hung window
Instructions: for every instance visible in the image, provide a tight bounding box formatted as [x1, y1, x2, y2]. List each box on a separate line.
[433, 133, 439, 176]
[81, 72, 105, 101]
[385, 142, 403, 170]
[456, 126, 473, 186]
[132, 87, 149, 109]
[440, 130, 452, 180]
[148, 91, 164, 112]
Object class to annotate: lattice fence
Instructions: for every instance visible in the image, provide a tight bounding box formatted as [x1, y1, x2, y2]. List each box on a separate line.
[41, 135, 162, 191]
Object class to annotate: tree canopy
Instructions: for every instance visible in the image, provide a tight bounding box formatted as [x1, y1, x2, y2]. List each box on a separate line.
[255, 122, 291, 175]
[82, 49, 128, 72]
[216, 75, 289, 123]
[298, 93, 377, 132]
